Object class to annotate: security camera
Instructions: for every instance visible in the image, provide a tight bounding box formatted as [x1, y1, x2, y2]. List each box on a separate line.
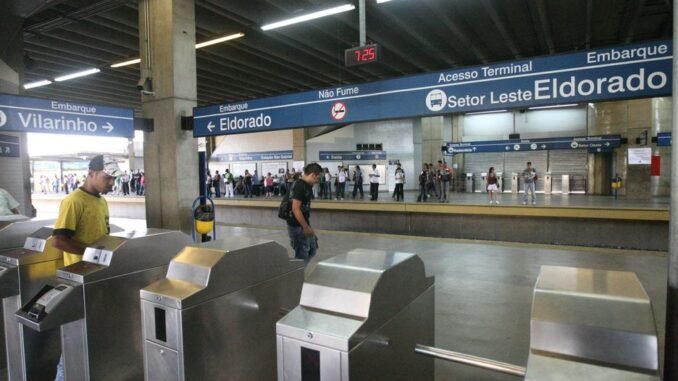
[137, 77, 152, 92]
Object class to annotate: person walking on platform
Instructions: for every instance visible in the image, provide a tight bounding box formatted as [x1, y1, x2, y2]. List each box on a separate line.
[224, 169, 234, 198]
[394, 164, 405, 201]
[522, 161, 537, 205]
[336, 166, 347, 200]
[244, 170, 253, 198]
[487, 166, 500, 204]
[323, 168, 332, 199]
[352, 165, 364, 199]
[426, 164, 438, 200]
[417, 164, 429, 202]
[439, 161, 452, 202]
[286, 163, 322, 264]
[212, 170, 222, 198]
[369, 164, 380, 201]
[51, 154, 121, 381]
[121, 171, 130, 196]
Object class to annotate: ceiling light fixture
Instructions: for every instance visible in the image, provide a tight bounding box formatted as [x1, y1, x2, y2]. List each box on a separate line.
[528, 103, 579, 110]
[376, 0, 393, 3]
[261, 4, 356, 31]
[110, 58, 141, 68]
[54, 68, 101, 82]
[195, 32, 245, 49]
[24, 80, 53, 89]
[465, 109, 508, 116]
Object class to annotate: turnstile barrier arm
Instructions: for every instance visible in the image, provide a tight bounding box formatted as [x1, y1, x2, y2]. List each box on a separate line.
[414, 344, 526, 378]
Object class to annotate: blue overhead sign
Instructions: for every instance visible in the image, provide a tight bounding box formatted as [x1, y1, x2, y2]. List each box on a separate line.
[444, 135, 621, 155]
[657, 132, 672, 146]
[0, 93, 134, 138]
[193, 40, 672, 137]
[213, 150, 293, 162]
[0, 134, 19, 158]
[319, 151, 387, 161]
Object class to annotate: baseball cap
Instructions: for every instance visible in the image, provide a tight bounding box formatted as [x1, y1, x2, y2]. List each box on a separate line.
[89, 155, 122, 177]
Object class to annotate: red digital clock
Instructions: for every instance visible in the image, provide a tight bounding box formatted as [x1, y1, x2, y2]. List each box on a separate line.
[345, 44, 380, 67]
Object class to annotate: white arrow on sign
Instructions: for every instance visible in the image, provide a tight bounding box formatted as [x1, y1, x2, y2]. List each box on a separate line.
[0, 110, 6, 127]
[604, 142, 610, 146]
[472, 147, 477, 151]
[102, 122, 114, 133]
[505, 146, 510, 150]
[541, 144, 547, 149]
[207, 121, 215, 132]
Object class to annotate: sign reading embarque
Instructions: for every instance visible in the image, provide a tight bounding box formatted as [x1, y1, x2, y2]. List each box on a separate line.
[193, 40, 672, 137]
[0, 93, 134, 138]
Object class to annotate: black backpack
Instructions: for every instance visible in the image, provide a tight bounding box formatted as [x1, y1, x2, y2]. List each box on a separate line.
[278, 180, 299, 220]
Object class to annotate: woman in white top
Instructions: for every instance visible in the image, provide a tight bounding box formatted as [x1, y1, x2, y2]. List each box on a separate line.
[394, 167, 405, 201]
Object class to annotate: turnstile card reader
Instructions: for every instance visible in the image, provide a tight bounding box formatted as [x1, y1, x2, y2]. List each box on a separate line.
[277, 249, 434, 381]
[0, 219, 55, 251]
[141, 237, 304, 381]
[17, 229, 192, 381]
[0, 227, 64, 381]
[526, 266, 659, 381]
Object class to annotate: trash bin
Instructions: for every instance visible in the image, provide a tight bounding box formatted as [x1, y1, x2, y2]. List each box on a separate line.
[561, 174, 570, 195]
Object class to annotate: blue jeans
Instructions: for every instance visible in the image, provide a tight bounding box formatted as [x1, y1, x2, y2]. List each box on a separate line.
[523, 182, 536, 203]
[287, 225, 317, 263]
[55, 354, 64, 381]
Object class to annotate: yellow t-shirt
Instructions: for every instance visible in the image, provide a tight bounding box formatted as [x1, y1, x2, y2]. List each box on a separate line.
[53, 188, 110, 266]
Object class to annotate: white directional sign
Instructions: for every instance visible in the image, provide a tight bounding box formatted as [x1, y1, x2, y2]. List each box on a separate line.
[0, 94, 134, 138]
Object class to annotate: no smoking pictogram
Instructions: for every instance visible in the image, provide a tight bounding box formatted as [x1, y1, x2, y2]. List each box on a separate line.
[331, 102, 346, 120]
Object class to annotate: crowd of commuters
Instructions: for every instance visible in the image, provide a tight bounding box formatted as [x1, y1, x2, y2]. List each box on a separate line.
[417, 160, 454, 202]
[33, 169, 145, 197]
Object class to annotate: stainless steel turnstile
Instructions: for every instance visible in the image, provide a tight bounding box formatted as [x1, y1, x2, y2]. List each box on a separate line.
[0, 227, 63, 381]
[277, 249, 434, 381]
[16, 229, 192, 381]
[0, 219, 55, 373]
[416, 265, 660, 380]
[141, 237, 305, 381]
[465, 173, 473, 193]
[544, 172, 552, 194]
[526, 266, 659, 380]
[511, 172, 519, 193]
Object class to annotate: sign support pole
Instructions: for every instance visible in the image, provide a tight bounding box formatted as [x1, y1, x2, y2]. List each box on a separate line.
[359, 0, 366, 46]
[664, 1, 678, 378]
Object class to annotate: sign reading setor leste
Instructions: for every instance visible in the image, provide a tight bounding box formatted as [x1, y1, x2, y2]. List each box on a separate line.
[192, 40, 672, 138]
[0, 93, 134, 138]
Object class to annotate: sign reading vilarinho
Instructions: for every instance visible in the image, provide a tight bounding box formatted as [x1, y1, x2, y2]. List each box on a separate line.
[0, 93, 134, 138]
[193, 40, 672, 137]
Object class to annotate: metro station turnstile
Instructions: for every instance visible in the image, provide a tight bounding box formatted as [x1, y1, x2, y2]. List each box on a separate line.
[0, 219, 55, 373]
[511, 172, 519, 193]
[16, 229, 192, 381]
[277, 249, 434, 381]
[141, 238, 305, 381]
[416, 265, 660, 380]
[465, 173, 474, 193]
[0, 227, 63, 381]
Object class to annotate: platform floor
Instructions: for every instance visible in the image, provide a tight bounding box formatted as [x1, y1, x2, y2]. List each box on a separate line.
[8, 217, 665, 380]
[210, 223, 667, 380]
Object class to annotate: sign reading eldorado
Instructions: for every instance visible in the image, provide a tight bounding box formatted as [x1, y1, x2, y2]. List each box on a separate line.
[193, 40, 672, 137]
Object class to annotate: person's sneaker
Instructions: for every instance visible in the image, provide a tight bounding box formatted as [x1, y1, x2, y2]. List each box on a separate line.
[489, 200, 493, 204]
[522, 201, 527, 205]
[532, 201, 536, 205]
[495, 200, 500, 204]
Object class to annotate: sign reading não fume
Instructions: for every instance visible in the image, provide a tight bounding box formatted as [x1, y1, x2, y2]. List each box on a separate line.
[193, 40, 672, 137]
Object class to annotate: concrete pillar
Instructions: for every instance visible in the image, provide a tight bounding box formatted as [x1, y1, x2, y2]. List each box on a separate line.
[293, 129, 306, 162]
[420, 115, 446, 164]
[0, 10, 32, 217]
[139, 0, 198, 233]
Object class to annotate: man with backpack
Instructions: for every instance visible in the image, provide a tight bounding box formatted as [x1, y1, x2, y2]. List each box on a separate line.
[280, 163, 322, 264]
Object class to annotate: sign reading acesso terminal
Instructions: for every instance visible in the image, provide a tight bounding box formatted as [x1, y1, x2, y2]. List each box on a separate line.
[193, 40, 672, 138]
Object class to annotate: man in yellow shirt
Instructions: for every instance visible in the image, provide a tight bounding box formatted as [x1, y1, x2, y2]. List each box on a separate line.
[52, 154, 121, 266]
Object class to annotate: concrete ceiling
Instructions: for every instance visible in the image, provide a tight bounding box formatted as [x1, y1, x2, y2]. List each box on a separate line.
[8, 0, 674, 114]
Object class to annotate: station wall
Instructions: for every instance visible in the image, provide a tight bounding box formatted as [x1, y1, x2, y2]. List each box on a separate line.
[209, 129, 294, 178]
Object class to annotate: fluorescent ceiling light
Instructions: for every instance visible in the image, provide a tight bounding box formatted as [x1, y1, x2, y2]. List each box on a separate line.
[110, 58, 141, 68]
[24, 80, 53, 89]
[376, 0, 393, 3]
[528, 104, 579, 110]
[466, 109, 508, 116]
[261, 4, 356, 31]
[195, 32, 245, 49]
[54, 68, 101, 82]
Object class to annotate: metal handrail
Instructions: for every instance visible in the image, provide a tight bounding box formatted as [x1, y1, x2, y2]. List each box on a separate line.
[414, 344, 526, 378]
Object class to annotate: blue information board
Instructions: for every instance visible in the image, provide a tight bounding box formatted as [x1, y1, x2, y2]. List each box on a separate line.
[444, 135, 621, 155]
[0, 134, 19, 158]
[0, 94, 134, 138]
[213, 150, 293, 162]
[319, 151, 387, 161]
[194, 40, 672, 137]
[657, 132, 672, 146]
